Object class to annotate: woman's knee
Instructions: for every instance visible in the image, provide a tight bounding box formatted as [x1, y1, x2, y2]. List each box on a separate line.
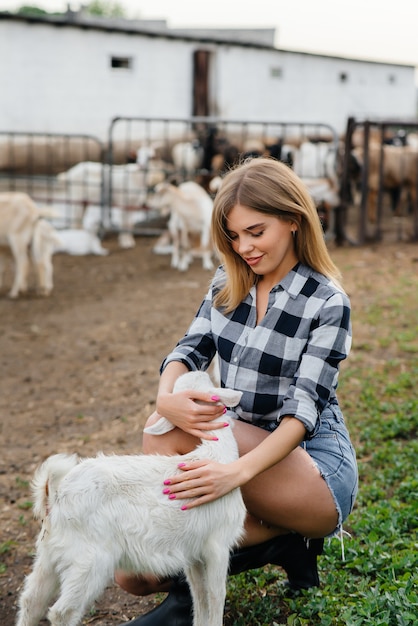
[142, 413, 199, 455]
[114, 571, 171, 596]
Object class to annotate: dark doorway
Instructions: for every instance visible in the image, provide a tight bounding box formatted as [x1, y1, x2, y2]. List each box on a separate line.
[193, 50, 211, 117]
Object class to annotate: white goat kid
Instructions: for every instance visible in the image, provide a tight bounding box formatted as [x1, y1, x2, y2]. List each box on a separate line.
[150, 181, 214, 271]
[53, 229, 109, 256]
[16, 371, 245, 626]
[0, 192, 60, 297]
[30, 219, 63, 296]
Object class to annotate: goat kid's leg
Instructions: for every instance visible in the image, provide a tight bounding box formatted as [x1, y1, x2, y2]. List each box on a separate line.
[0, 254, 4, 289]
[169, 227, 181, 269]
[16, 550, 59, 626]
[186, 549, 229, 626]
[199, 230, 214, 271]
[8, 236, 30, 298]
[47, 555, 113, 626]
[35, 256, 53, 296]
[177, 228, 192, 271]
[201, 249, 214, 270]
[178, 250, 192, 271]
[203, 547, 230, 626]
[185, 562, 208, 626]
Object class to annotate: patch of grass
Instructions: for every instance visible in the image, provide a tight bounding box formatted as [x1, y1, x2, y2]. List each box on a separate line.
[225, 271, 418, 625]
[15, 476, 29, 489]
[0, 541, 16, 575]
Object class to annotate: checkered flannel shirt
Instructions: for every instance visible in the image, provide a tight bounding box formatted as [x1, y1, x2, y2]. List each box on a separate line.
[161, 262, 352, 435]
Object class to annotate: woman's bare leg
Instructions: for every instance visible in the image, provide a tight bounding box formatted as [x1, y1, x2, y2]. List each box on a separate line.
[233, 419, 338, 539]
[142, 414, 337, 539]
[114, 572, 172, 596]
[116, 414, 336, 595]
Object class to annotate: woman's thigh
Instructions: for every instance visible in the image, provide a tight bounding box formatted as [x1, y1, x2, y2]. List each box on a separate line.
[232, 419, 339, 538]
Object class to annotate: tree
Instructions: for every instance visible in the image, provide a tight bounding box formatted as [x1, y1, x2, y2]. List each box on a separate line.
[84, 1, 126, 18]
[16, 5, 59, 16]
[14, 2, 127, 19]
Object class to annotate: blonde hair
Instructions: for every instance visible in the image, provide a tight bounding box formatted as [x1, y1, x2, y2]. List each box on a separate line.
[211, 157, 342, 312]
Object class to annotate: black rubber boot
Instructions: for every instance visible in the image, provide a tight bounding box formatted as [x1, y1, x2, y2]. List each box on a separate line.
[229, 533, 324, 590]
[120, 575, 192, 626]
[120, 534, 323, 624]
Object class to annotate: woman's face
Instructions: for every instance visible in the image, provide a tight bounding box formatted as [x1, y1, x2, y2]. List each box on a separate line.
[226, 204, 299, 285]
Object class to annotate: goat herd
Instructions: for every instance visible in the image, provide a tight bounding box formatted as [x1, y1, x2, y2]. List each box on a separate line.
[1, 124, 418, 299]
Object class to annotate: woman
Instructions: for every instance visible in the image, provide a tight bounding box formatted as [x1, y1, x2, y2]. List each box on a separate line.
[116, 157, 358, 626]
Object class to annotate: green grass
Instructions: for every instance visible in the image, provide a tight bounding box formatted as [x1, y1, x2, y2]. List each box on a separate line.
[224, 275, 418, 625]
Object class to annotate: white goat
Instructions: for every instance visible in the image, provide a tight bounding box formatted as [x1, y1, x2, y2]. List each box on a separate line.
[57, 161, 165, 209]
[172, 141, 204, 176]
[16, 371, 246, 626]
[57, 161, 167, 249]
[0, 192, 60, 298]
[53, 229, 109, 256]
[30, 219, 63, 295]
[149, 181, 214, 271]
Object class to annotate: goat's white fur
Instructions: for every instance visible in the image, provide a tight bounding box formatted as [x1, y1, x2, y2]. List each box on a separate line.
[16, 371, 245, 626]
[0, 192, 60, 297]
[53, 228, 109, 256]
[149, 181, 214, 271]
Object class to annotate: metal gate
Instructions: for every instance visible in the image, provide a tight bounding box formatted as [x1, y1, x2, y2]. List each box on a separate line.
[1, 118, 341, 239]
[339, 117, 418, 244]
[0, 131, 105, 230]
[106, 115, 341, 237]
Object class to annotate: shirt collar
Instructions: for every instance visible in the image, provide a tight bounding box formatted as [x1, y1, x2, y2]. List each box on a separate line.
[249, 263, 320, 302]
[273, 263, 317, 299]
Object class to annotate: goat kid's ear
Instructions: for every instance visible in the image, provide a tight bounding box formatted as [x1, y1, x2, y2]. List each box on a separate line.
[211, 388, 242, 408]
[143, 417, 175, 436]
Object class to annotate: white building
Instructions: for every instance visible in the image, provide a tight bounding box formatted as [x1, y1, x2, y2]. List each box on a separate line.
[0, 11, 416, 140]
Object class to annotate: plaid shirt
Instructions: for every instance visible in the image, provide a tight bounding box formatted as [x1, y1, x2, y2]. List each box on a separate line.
[162, 263, 352, 435]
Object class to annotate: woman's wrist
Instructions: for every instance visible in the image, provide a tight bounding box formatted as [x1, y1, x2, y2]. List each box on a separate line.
[156, 392, 171, 415]
[231, 457, 255, 487]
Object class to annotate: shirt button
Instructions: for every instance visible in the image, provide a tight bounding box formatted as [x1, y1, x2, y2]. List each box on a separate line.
[233, 357, 238, 362]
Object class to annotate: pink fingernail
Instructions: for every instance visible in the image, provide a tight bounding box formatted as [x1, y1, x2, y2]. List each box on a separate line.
[212, 436, 219, 441]
[162, 488, 170, 494]
[223, 407, 227, 414]
[181, 505, 188, 511]
[169, 494, 176, 500]
[163, 479, 171, 485]
[211, 395, 220, 402]
[223, 422, 229, 427]
[178, 462, 186, 468]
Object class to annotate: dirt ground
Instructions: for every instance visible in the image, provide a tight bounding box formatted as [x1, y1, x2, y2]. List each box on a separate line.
[1, 233, 417, 625]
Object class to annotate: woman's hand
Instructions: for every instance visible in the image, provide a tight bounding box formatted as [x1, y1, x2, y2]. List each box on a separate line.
[162, 459, 241, 510]
[156, 389, 228, 440]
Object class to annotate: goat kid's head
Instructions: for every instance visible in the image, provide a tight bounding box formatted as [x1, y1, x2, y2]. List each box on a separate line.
[144, 370, 242, 436]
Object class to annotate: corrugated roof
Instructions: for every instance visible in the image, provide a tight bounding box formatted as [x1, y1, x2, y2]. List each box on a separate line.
[0, 11, 414, 69]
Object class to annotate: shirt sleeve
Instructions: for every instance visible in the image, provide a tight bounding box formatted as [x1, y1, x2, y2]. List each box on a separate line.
[160, 283, 217, 374]
[280, 289, 352, 434]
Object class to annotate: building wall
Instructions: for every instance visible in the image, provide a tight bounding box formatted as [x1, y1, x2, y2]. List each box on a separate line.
[0, 17, 415, 140]
[0, 20, 196, 138]
[215, 46, 416, 131]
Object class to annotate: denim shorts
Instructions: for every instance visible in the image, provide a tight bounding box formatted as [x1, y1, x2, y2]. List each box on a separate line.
[237, 403, 358, 537]
[302, 404, 359, 536]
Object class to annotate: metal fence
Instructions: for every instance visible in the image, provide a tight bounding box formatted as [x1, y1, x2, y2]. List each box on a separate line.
[1, 117, 342, 238]
[339, 117, 418, 244]
[0, 131, 105, 230]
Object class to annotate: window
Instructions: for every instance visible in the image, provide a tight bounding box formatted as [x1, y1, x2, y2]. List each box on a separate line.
[270, 66, 283, 79]
[110, 56, 133, 70]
